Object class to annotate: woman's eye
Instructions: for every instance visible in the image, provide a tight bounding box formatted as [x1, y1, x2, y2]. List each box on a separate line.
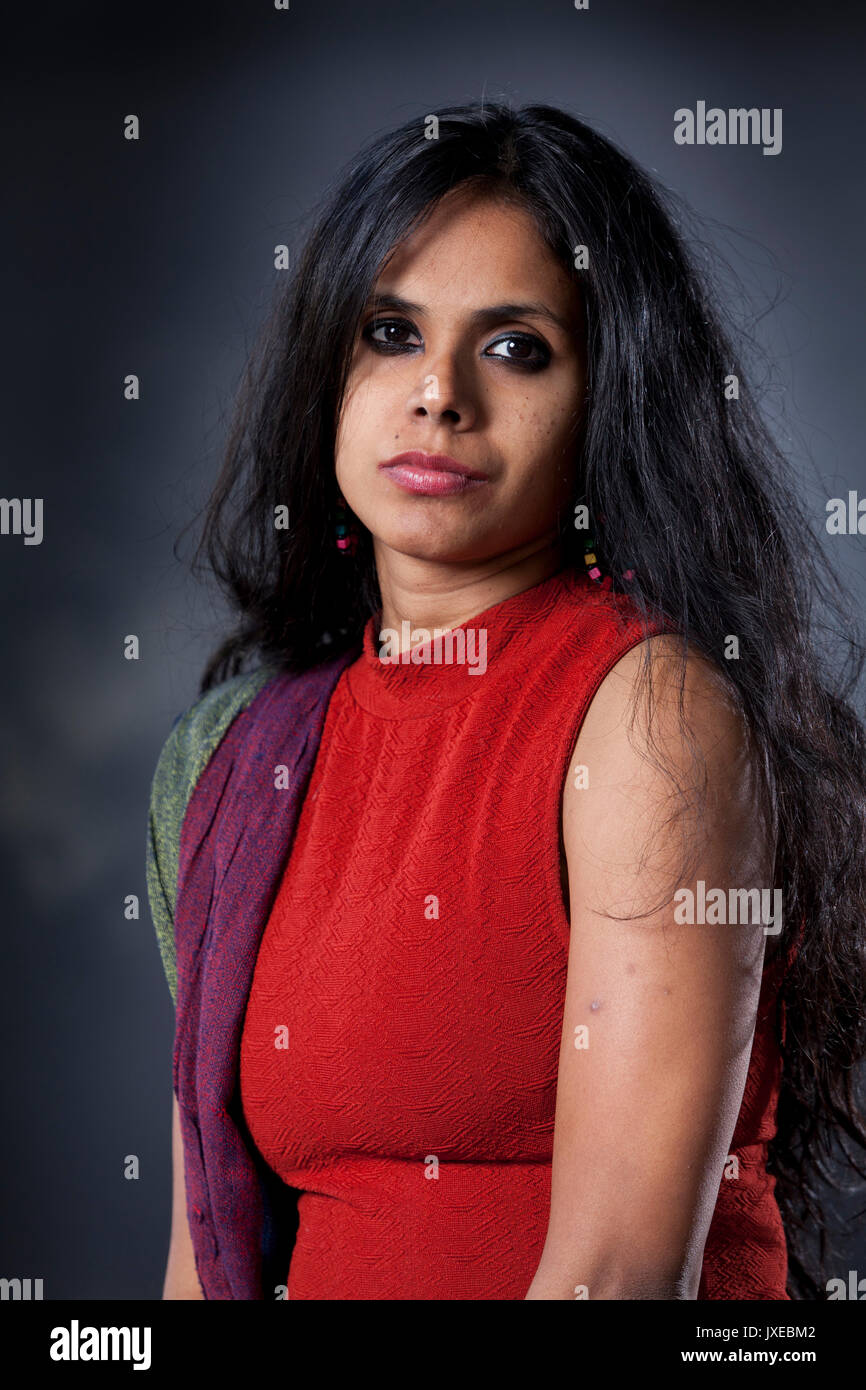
[485, 334, 550, 368]
[364, 318, 421, 351]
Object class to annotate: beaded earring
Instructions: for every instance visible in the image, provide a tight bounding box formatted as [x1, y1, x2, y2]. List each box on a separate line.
[335, 492, 358, 555]
[582, 519, 635, 590]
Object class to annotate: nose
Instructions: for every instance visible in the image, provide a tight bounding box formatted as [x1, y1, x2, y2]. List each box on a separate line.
[405, 352, 478, 430]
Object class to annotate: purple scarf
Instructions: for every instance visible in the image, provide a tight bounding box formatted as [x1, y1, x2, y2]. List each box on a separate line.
[172, 650, 358, 1299]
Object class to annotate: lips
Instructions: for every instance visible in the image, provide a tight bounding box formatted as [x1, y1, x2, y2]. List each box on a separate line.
[378, 450, 490, 497]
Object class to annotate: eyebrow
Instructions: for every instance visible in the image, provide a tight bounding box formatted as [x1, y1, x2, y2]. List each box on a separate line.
[363, 292, 575, 336]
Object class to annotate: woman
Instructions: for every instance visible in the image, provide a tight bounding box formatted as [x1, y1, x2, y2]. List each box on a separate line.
[149, 100, 866, 1301]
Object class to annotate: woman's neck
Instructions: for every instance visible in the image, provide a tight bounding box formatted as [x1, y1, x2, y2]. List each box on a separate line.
[372, 536, 564, 653]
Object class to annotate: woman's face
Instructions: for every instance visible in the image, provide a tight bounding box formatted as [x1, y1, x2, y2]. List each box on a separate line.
[335, 188, 586, 567]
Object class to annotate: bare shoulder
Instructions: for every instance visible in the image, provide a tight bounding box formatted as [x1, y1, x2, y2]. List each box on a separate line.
[579, 632, 751, 761]
[571, 632, 763, 804]
[564, 633, 772, 911]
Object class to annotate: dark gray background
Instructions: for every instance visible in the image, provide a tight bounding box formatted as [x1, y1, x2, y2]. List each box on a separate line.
[1, 0, 863, 1298]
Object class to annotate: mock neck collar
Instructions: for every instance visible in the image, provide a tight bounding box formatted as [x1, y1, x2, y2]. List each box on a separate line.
[345, 567, 585, 719]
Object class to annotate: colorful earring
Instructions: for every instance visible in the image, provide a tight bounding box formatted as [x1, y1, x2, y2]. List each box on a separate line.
[582, 528, 635, 589]
[335, 492, 358, 555]
[582, 531, 603, 583]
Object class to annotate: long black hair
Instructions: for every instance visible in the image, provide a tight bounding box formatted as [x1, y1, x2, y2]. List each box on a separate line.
[190, 99, 866, 1298]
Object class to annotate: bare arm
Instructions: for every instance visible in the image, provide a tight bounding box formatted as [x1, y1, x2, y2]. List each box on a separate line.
[526, 635, 772, 1300]
[162, 1092, 205, 1300]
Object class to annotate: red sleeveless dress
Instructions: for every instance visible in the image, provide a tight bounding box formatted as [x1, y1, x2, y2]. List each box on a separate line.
[239, 568, 789, 1299]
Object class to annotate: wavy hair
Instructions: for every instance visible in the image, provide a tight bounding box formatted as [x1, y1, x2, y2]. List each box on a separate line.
[189, 99, 866, 1298]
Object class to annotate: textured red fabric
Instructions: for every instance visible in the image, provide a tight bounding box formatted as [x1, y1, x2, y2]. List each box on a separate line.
[239, 568, 790, 1300]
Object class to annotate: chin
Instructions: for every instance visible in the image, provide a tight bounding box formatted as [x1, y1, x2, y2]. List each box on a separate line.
[379, 527, 489, 565]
